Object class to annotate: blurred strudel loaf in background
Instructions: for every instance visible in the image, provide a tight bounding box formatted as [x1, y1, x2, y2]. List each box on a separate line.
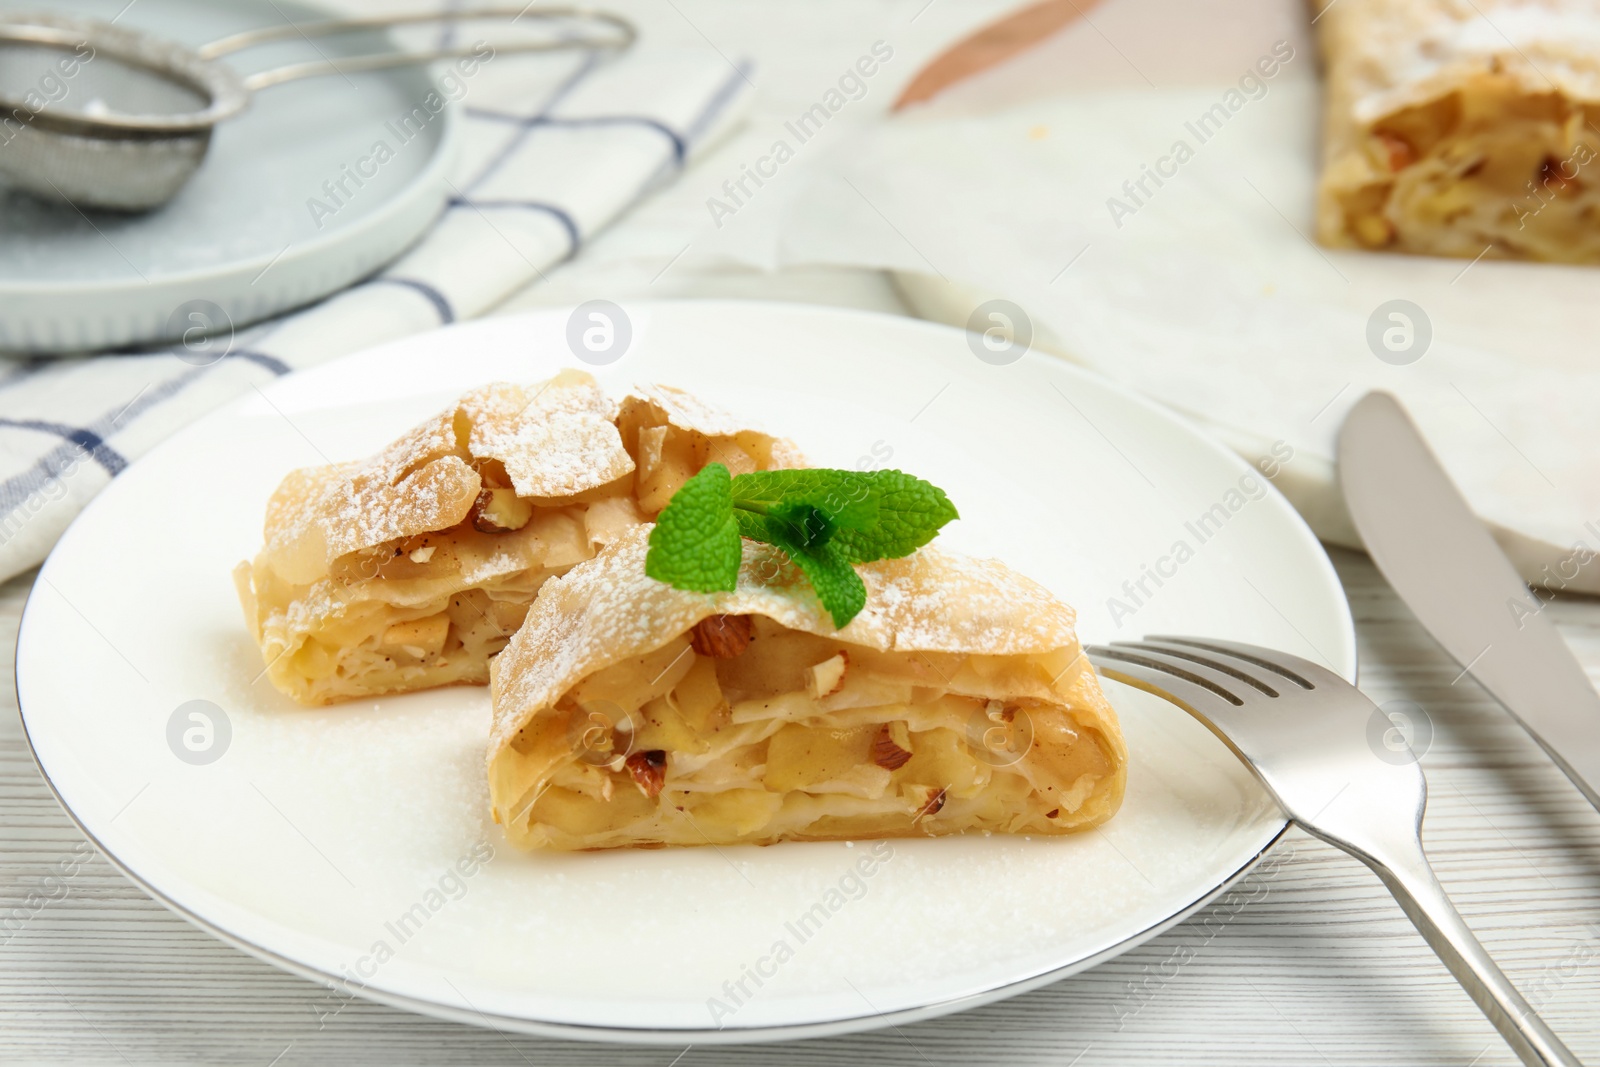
[1315, 0, 1600, 261]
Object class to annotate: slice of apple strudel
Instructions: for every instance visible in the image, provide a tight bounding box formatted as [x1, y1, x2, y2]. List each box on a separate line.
[1315, 0, 1600, 261]
[235, 372, 801, 705]
[488, 524, 1127, 850]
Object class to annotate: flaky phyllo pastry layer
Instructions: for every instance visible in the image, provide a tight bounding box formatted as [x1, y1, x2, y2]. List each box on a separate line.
[488, 524, 1127, 850]
[235, 371, 802, 705]
[1315, 0, 1600, 261]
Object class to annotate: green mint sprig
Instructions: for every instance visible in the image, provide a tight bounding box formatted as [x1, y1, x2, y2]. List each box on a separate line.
[644, 465, 959, 627]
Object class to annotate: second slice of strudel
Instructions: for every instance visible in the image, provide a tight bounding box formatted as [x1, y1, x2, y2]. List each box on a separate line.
[235, 371, 800, 705]
[488, 524, 1127, 850]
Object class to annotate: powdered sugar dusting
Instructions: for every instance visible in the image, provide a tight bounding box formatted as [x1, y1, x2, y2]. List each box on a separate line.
[863, 551, 1078, 654]
[259, 371, 648, 582]
[464, 372, 634, 498]
[624, 383, 764, 439]
[261, 409, 478, 584]
[488, 524, 1081, 758]
[621, 383, 806, 471]
[1331, 0, 1600, 127]
[767, 439, 809, 471]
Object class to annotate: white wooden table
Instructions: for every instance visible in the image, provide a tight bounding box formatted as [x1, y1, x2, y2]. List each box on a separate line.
[5, 543, 1599, 1066]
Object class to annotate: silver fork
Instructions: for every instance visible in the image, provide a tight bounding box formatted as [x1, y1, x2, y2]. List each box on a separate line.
[1085, 636, 1582, 1067]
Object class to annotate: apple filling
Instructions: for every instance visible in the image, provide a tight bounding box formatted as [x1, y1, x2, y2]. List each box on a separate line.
[1326, 84, 1600, 262]
[495, 616, 1122, 850]
[240, 487, 629, 704]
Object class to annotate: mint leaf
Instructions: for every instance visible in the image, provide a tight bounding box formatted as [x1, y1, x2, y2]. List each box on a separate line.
[735, 501, 841, 550]
[728, 467, 957, 560]
[767, 532, 867, 628]
[649, 465, 956, 629]
[733, 507, 783, 545]
[730, 469, 879, 533]
[830, 469, 958, 563]
[645, 463, 739, 593]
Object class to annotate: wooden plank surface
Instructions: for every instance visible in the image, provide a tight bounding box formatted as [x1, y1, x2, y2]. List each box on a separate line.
[3, 547, 1599, 1065]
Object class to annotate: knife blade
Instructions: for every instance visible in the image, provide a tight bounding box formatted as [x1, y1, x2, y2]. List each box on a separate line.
[893, 0, 1103, 111]
[1338, 391, 1600, 812]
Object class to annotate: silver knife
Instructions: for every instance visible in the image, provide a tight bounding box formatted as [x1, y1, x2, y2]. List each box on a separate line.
[1338, 391, 1600, 812]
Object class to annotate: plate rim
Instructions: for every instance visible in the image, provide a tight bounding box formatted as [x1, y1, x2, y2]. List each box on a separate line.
[14, 299, 1355, 1043]
[0, 106, 458, 297]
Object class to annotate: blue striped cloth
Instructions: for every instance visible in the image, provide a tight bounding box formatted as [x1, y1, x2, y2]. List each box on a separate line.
[0, 28, 751, 584]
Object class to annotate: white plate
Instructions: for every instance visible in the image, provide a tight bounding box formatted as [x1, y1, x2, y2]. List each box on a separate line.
[0, 0, 455, 354]
[16, 301, 1354, 1043]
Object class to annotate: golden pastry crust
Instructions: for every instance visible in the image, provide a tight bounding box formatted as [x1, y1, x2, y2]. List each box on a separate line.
[1315, 0, 1600, 261]
[488, 524, 1127, 851]
[236, 372, 802, 706]
[465, 377, 634, 500]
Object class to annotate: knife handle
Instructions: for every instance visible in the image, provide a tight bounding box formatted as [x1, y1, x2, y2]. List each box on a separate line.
[1346, 829, 1582, 1067]
[892, 0, 1104, 110]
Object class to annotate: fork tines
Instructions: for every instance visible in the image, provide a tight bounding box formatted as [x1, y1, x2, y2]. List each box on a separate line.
[1084, 637, 1328, 711]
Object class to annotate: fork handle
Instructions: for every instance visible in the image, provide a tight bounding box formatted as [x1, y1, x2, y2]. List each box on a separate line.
[1321, 828, 1582, 1067]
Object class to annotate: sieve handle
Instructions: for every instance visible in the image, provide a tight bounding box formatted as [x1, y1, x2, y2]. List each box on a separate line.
[197, 6, 635, 92]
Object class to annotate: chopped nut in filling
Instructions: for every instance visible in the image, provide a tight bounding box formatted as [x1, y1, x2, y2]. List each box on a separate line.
[493, 603, 1125, 851]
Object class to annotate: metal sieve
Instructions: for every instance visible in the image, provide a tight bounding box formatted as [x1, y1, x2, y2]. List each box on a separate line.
[0, 6, 635, 212]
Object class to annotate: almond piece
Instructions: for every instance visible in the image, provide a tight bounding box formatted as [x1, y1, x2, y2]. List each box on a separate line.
[807, 651, 849, 699]
[625, 750, 667, 798]
[1541, 155, 1579, 195]
[689, 614, 754, 658]
[1374, 131, 1414, 171]
[635, 424, 670, 480]
[470, 487, 534, 533]
[909, 785, 947, 819]
[872, 721, 912, 770]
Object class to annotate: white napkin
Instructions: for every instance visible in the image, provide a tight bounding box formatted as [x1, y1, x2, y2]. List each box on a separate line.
[0, 18, 750, 584]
